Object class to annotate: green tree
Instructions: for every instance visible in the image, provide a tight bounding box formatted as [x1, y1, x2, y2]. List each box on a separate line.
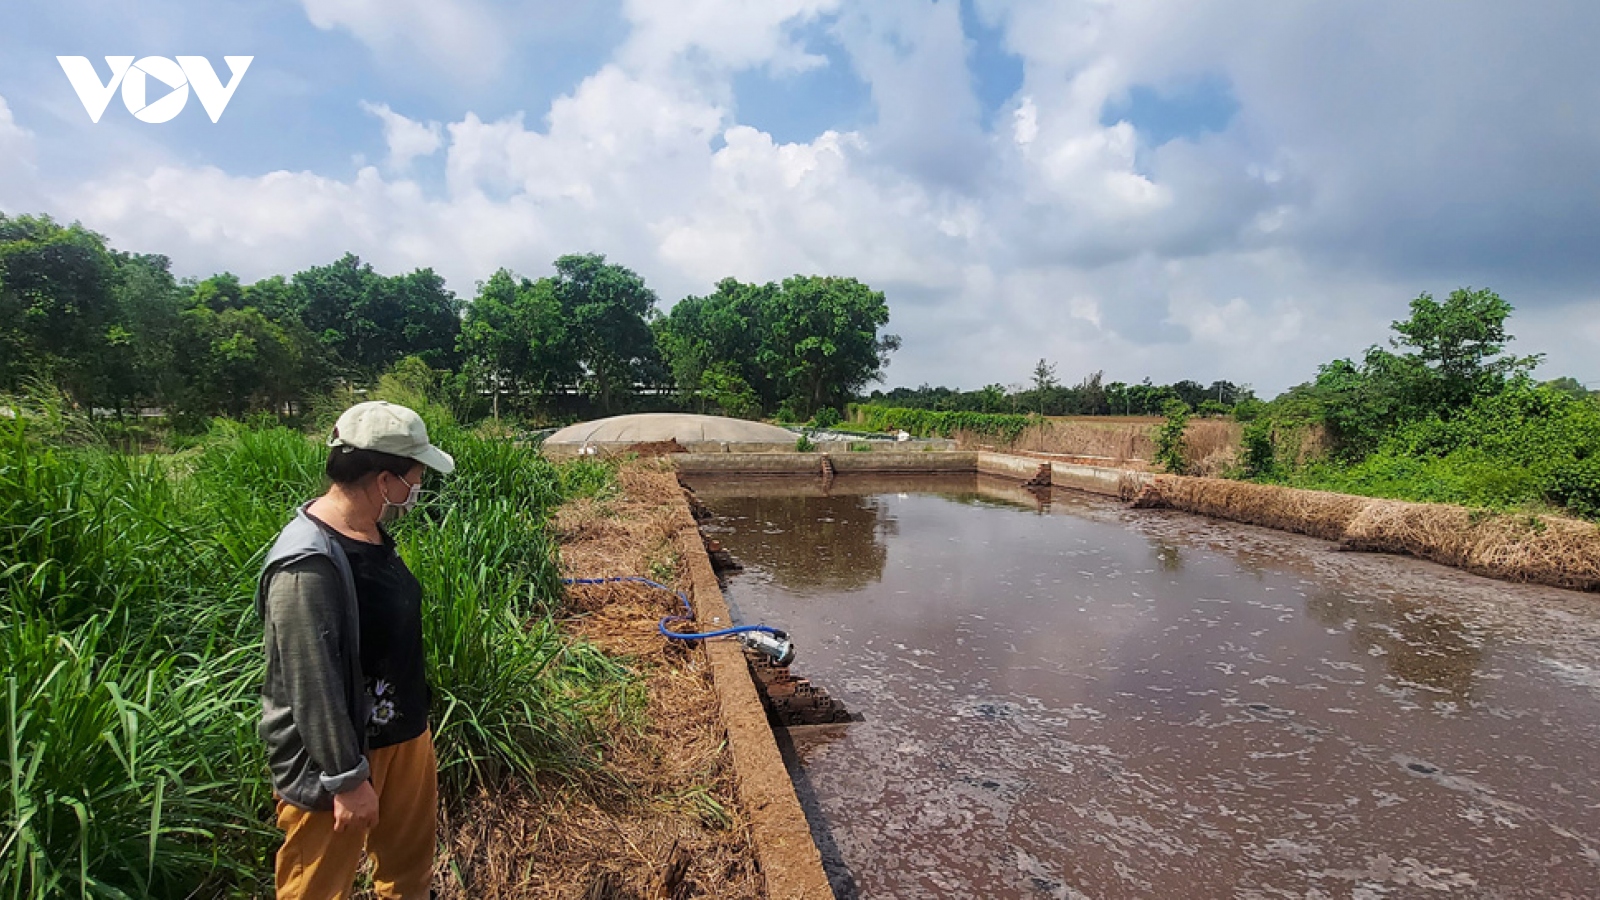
[1076, 370, 1109, 415]
[0, 214, 118, 403]
[1154, 399, 1191, 474]
[292, 254, 463, 376]
[1030, 359, 1058, 416]
[1544, 376, 1594, 399]
[1389, 288, 1540, 411]
[1275, 288, 1540, 459]
[172, 305, 302, 420]
[761, 275, 899, 419]
[979, 383, 1007, 413]
[459, 269, 572, 418]
[548, 254, 660, 414]
[700, 361, 761, 419]
[99, 252, 186, 415]
[655, 278, 775, 413]
[190, 272, 247, 312]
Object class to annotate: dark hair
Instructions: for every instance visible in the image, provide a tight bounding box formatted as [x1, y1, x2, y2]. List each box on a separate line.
[325, 446, 418, 486]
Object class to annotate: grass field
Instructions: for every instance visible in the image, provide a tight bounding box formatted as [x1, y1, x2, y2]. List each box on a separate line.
[0, 399, 637, 897]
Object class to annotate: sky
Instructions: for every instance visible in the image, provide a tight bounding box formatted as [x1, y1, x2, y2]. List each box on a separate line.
[4, 0, 1599, 396]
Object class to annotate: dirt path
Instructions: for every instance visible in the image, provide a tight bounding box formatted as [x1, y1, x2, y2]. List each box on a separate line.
[435, 459, 764, 899]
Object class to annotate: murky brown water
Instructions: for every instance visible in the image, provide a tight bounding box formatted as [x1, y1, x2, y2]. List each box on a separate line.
[685, 474, 1600, 899]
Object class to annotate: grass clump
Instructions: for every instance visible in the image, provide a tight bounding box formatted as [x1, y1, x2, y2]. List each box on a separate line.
[0, 405, 636, 897]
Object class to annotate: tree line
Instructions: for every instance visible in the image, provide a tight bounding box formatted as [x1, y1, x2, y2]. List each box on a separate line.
[0, 213, 898, 426]
[866, 367, 1253, 418]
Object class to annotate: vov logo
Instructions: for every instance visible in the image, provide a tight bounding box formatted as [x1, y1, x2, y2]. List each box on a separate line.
[58, 56, 253, 123]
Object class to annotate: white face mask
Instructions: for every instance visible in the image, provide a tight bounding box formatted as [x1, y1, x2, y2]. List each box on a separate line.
[379, 473, 423, 523]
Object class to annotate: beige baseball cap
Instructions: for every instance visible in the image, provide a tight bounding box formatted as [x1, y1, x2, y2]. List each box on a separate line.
[328, 401, 455, 475]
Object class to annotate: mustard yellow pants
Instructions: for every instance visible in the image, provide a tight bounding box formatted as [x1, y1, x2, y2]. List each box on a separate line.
[274, 729, 438, 899]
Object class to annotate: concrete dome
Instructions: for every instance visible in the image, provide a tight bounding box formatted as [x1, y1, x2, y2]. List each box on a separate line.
[544, 413, 796, 454]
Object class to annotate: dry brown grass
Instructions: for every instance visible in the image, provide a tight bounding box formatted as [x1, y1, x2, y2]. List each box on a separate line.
[1141, 476, 1370, 541]
[1182, 420, 1243, 476]
[1343, 501, 1600, 592]
[435, 457, 765, 899]
[959, 417, 1242, 472]
[1138, 475, 1600, 592]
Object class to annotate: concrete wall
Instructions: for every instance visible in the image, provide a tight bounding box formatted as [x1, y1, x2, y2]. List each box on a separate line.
[669, 497, 837, 898]
[672, 450, 1151, 499]
[1052, 461, 1151, 497]
[545, 438, 955, 460]
[675, 451, 980, 476]
[975, 451, 1044, 480]
[829, 451, 975, 473]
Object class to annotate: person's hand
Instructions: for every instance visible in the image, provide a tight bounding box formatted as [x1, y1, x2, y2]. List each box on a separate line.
[332, 781, 379, 833]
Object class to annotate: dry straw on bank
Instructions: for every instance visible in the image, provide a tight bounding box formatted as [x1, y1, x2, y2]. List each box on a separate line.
[1136, 476, 1600, 592]
[438, 457, 764, 900]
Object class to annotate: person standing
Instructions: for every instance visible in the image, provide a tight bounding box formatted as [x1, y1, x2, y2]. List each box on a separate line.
[256, 401, 454, 898]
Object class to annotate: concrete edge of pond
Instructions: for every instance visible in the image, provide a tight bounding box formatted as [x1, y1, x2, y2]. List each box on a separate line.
[667, 489, 837, 900]
[671, 449, 1148, 499]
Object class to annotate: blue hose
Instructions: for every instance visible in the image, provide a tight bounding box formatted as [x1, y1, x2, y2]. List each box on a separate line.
[560, 575, 787, 642]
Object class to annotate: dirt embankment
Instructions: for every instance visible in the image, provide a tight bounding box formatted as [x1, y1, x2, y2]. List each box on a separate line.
[435, 460, 764, 899]
[1133, 475, 1600, 593]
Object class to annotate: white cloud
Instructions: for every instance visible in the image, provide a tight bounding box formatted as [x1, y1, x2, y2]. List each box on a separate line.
[0, 95, 38, 211]
[618, 0, 840, 74]
[360, 101, 442, 170]
[299, 0, 509, 74]
[17, 1, 1600, 393]
[831, 0, 986, 185]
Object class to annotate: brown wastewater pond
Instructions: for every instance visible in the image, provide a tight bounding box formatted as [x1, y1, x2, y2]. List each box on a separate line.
[683, 474, 1600, 900]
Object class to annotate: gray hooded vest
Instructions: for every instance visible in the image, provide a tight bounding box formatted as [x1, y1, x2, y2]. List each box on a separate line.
[256, 503, 372, 810]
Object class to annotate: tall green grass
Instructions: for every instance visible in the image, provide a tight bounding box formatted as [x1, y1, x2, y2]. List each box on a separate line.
[0, 408, 633, 897]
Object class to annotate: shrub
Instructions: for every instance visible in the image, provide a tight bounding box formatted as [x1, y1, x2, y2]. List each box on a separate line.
[1154, 400, 1190, 474]
[811, 406, 842, 429]
[1240, 419, 1276, 478]
[1545, 457, 1600, 520]
[1278, 384, 1600, 520]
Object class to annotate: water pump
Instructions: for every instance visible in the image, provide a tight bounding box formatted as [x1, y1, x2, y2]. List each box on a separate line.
[739, 629, 796, 666]
[562, 575, 796, 664]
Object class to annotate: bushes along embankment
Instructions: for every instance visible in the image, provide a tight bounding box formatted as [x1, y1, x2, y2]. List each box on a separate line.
[1281, 384, 1600, 520]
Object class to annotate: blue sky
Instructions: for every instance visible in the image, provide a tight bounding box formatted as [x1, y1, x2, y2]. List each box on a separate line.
[3, 0, 1598, 394]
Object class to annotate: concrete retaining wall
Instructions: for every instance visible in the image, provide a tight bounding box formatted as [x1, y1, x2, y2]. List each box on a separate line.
[675, 451, 980, 476]
[670, 499, 836, 899]
[1053, 461, 1151, 497]
[976, 451, 1044, 480]
[544, 438, 956, 460]
[673, 450, 1148, 499]
[829, 451, 976, 473]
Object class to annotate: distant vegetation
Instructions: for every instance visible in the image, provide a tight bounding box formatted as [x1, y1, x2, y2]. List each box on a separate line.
[848, 405, 1035, 443]
[864, 365, 1252, 419]
[1, 209, 1594, 521]
[0, 212, 899, 430]
[854, 288, 1598, 521]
